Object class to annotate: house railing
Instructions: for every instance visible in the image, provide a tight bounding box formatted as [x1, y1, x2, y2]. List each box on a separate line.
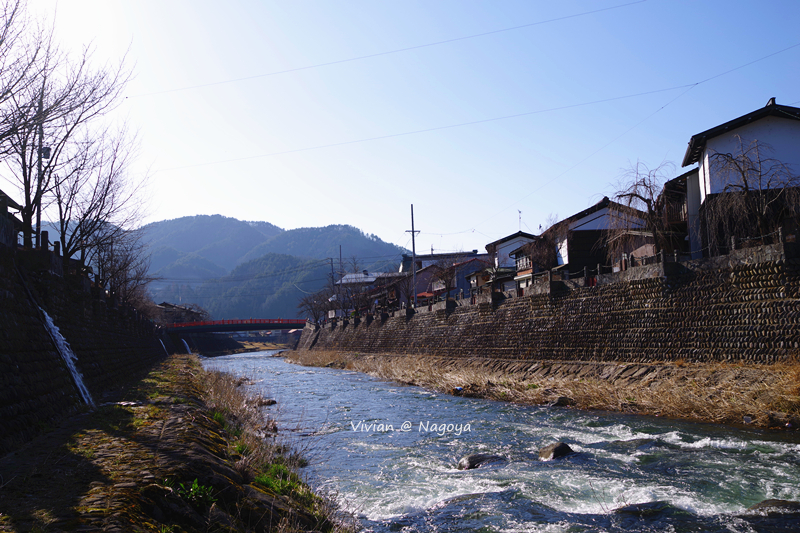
[664, 202, 687, 224]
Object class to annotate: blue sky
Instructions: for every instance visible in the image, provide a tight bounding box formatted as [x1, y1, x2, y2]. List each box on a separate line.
[26, 0, 800, 255]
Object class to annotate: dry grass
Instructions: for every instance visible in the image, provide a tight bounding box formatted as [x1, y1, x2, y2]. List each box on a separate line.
[289, 350, 800, 429]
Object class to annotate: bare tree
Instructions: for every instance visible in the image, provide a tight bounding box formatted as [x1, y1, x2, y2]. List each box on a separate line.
[519, 213, 559, 272]
[391, 272, 416, 309]
[604, 161, 672, 262]
[49, 122, 144, 269]
[703, 137, 800, 254]
[346, 254, 361, 274]
[1, 26, 132, 248]
[0, 0, 48, 147]
[524, 232, 557, 272]
[297, 286, 332, 324]
[89, 225, 154, 308]
[430, 255, 465, 300]
[324, 271, 347, 319]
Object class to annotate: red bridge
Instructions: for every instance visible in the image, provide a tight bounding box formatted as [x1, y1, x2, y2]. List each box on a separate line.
[165, 318, 307, 333]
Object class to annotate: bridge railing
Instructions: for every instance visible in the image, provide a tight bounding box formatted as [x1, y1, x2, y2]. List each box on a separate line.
[166, 318, 307, 329]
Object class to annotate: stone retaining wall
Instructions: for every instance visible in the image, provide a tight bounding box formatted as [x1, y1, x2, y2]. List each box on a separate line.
[300, 254, 800, 364]
[0, 246, 166, 455]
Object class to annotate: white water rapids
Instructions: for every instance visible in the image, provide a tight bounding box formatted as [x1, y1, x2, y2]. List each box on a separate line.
[203, 351, 800, 532]
[40, 307, 95, 408]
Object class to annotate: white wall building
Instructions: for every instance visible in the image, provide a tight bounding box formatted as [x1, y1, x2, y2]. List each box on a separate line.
[683, 99, 800, 204]
[485, 231, 537, 269]
[681, 98, 800, 257]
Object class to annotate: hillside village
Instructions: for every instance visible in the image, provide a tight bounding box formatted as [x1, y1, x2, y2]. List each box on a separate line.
[313, 98, 800, 322]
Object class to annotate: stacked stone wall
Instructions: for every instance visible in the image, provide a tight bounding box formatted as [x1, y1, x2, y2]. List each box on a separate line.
[302, 257, 800, 364]
[0, 247, 165, 455]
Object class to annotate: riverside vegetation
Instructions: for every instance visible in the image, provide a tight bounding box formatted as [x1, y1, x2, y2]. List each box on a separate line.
[0, 353, 352, 533]
[288, 350, 800, 430]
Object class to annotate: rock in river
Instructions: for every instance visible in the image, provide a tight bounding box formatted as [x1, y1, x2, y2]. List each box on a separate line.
[457, 453, 506, 470]
[538, 442, 574, 460]
[746, 499, 800, 513]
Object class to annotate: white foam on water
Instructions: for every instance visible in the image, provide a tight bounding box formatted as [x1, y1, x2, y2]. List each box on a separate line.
[347, 475, 510, 521]
[40, 308, 94, 407]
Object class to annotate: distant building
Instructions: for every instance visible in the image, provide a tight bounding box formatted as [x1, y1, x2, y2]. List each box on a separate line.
[427, 257, 488, 300]
[552, 197, 650, 271]
[682, 97, 800, 202]
[484, 231, 537, 269]
[155, 302, 206, 325]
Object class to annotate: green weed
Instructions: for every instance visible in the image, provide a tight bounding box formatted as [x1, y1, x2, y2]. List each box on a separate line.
[176, 478, 216, 510]
[234, 440, 250, 456]
[254, 464, 302, 496]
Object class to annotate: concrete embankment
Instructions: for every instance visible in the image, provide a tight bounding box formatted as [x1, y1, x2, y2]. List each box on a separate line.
[0, 247, 167, 455]
[0, 241, 341, 531]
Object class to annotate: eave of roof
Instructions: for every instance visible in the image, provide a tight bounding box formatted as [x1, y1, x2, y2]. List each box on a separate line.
[664, 167, 698, 189]
[0, 188, 22, 211]
[485, 231, 537, 248]
[682, 100, 800, 167]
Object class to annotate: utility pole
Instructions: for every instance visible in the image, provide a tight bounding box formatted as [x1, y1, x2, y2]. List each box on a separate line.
[35, 92, 43, 249]
[329, 257, 336, 320]
[406, 204, 419, 308]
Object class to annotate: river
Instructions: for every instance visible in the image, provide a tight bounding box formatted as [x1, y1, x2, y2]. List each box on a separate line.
[201, 351, 800, 532]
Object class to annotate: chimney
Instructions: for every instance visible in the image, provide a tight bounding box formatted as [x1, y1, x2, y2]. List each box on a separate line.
[767, 97, 776, 107]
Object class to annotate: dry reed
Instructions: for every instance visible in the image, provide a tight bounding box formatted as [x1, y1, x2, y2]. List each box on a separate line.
[289, 350, 800, 429]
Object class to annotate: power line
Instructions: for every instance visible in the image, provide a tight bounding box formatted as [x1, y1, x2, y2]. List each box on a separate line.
[152, 39, 800, 175]
[127, 0, 648, 98]
[152, 250, 409, 284]
[402, 42, 800, 237]
[470, 85, 698, 231]
[154, 259, 330, 283]
[154, 85, 694, 173]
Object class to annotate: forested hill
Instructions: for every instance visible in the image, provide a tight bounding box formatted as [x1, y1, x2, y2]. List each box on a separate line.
[142, 215, 283, 273]
[238, 225, 409, 266]
[155, 254, 332, 320]
[142, 215, 409, 319]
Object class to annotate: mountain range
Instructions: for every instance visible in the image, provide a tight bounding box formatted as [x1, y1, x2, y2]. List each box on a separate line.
[142, 215, 408, 320]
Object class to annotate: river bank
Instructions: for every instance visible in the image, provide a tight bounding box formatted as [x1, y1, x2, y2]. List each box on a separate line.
[0, 353, 345, 533]
[287, 349, 800, 430]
